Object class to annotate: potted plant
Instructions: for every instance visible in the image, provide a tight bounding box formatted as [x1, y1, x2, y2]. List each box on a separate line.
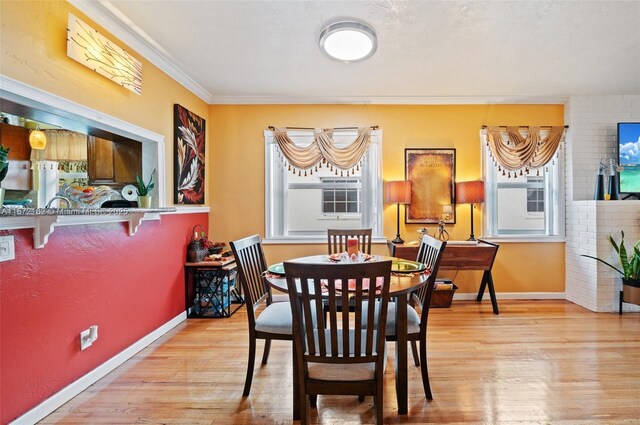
[582, 231, 640, 313]
[136, 169, 155, 208]
[0, 144, 10, 206]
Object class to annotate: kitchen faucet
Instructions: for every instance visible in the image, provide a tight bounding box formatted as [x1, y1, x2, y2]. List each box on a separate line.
[45, 196, 71, 208]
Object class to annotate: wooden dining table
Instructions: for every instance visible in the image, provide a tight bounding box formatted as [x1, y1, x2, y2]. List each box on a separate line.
[265, 254, 430, 416]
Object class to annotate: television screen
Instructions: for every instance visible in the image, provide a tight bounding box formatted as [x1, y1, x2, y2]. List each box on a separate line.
[618, 122, 640, 194]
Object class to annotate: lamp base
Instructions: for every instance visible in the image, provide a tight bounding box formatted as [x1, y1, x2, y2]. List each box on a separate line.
[391, 235, 405, 244]
[467, 235, 477, 241]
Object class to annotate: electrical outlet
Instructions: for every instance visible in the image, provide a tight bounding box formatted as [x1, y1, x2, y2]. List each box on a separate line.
[0, 235, 15, 262]
[80, 325, 98, 350]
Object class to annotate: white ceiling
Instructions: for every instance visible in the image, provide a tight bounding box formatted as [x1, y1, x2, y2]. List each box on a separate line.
[72, 0, 640, 104]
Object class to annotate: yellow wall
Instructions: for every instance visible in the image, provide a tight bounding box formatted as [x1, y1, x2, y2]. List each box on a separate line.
[209, 104, 565, 293]
[0, 0, 209, 204]
[0, 1, 566, 294]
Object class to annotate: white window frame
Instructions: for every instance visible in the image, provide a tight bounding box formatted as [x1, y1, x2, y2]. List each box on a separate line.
[481, 129, 565, 242]
[320, 177, 361, 215]
[264, 129, 383, 243]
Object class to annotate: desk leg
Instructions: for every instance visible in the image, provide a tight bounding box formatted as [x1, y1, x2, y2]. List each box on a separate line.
[395, 294, 408, 415]
[476, 271, 499, 315]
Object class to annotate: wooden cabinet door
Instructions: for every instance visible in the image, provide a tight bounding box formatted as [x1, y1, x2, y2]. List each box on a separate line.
[113, 138, 141, 184]
[0, 123, 31, 160]
[88, 136, 115, 182]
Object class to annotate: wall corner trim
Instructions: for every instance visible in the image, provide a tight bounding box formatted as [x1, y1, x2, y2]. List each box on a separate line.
[10, 311, 187, 425]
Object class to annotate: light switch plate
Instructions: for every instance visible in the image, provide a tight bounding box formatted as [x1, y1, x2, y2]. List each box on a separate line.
[0, 235, 16, 262]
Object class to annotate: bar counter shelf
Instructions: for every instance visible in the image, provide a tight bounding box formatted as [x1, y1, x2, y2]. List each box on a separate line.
[0, 207, 177, 248]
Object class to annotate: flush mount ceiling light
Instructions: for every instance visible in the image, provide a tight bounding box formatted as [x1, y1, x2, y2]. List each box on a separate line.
[319, 20, 377, 63]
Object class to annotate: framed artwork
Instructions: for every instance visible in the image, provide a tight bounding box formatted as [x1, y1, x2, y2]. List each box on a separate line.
[174, 104, 206, 204]
[405, 148, 456, 224]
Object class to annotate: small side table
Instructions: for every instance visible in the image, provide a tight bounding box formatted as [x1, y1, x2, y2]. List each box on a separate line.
[185, 259, 244, 318]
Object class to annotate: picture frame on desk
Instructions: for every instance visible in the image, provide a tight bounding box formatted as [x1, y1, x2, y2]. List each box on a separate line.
[405, 148, 456, 224]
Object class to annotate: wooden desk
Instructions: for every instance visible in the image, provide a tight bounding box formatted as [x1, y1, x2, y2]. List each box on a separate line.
[388, 240, 500, 314]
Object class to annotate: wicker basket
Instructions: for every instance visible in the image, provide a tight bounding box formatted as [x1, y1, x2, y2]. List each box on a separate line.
[187, 224, 208, 262]
[430, 280, 457, 308]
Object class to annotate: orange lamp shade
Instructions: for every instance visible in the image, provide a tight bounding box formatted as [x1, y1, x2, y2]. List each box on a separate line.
[384, 180, 411, 204]
[29, 130, 47, 150]
[456, 180, 485, 204]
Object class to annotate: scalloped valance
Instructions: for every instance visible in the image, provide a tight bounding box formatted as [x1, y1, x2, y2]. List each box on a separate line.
[273, 127, 371, 176]
[484, 126, 566, 177]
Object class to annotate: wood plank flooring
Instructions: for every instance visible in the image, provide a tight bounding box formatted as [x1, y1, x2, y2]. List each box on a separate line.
[41, 300, 640, 424]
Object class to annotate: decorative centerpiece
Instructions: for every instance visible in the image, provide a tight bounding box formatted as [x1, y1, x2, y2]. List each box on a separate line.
[0, 144, 10, 206]
[582, 231, 640, 313]
[58, 184, 120, 208]
[136, 169, 155, 208]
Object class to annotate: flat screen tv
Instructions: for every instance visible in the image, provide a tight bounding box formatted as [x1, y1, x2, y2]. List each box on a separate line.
[618, 122, 640, 197]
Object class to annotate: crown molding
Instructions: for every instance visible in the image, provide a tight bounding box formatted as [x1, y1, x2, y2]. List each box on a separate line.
[209, 95, 569, 105]
[68, 0, 213, 103]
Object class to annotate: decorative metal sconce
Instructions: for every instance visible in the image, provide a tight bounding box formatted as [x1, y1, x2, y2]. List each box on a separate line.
[436, 205, 452, 241]
[67, 13, 142, 95]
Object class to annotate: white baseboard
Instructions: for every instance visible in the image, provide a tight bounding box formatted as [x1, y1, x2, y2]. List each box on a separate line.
[454, 292, 566, 300]
[11, 311, 187, 425]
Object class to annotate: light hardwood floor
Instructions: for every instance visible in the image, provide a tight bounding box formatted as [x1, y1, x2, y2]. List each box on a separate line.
[41, 300, 640, 424]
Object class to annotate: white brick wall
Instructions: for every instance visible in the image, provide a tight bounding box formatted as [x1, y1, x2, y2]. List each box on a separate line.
[565, 95, 640, 312]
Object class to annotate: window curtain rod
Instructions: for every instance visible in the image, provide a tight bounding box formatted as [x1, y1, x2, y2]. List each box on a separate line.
[267, 125, 379, 131]
[481, 125, 569, 129]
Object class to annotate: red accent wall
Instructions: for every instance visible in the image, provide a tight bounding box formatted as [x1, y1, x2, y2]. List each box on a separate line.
[0, 213, 208, 424]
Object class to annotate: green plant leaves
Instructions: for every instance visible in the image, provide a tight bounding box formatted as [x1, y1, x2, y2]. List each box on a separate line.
[583, 232, 640, 280]
[135, 169, 156, 196]
[581, 254, 624, 276]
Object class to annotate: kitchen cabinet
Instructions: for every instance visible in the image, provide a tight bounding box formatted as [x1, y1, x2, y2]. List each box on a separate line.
[0, 123, 31, 160]
[88, 135, 141, 186]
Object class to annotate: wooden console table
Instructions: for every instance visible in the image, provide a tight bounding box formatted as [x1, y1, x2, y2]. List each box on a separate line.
[388, 240, 500, 314]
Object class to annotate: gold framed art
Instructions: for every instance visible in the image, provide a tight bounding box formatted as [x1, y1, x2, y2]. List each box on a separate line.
[405, 148, 456, 224]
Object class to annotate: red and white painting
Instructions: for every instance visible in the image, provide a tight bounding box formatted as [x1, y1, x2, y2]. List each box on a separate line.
[174, 104, 205, 204]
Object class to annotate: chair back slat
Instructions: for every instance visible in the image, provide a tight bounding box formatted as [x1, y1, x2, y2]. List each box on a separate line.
[414, 234, 447, 324]
[327, 229, 373, 255]
[284, 261, 391, 364]
[230, 235, 270, 325]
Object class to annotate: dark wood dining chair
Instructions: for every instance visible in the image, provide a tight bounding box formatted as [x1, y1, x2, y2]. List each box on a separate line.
[230, 234, 293, 397]
[283, 260, 392, 425]
[327, 228, 372, 255]
[368, 235, 446, 400]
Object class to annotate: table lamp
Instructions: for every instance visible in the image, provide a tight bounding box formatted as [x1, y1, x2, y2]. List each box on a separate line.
[456, 180, 484, 241]
[385, 180, 411, 244]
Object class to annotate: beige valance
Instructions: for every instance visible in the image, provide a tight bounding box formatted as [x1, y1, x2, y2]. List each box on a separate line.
[274, 127, 371, 176]
[30, 130, 88, 161]
[485, 126, 565, 176]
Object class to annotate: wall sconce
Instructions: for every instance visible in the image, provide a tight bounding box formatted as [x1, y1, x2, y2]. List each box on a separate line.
[29, 126, 47, 150]
[67, 13, 142, 95]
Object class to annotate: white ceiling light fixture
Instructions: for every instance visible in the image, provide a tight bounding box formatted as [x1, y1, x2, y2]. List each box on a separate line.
[319, 20, 377, 63]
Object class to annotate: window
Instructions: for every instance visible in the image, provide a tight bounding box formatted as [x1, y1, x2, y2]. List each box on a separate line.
[482, 129, 563, 238]
[265, 129, 382, 241]
[526, 177, 545, 213]
[322, 178, 361, 214]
